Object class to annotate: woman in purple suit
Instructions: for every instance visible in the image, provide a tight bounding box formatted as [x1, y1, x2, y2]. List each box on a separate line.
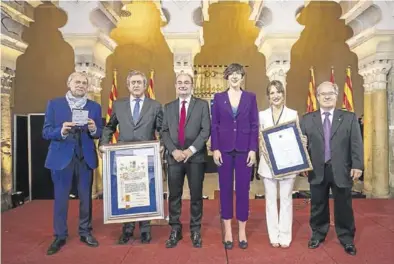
[211, 63, 259, 249]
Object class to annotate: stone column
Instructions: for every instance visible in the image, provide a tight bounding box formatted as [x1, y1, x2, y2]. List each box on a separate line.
[160, 1, 204, 200]
[360, 72, 374, 196]
[369, 61, 392, 198]
[388, 66, 394, 195]
[1, 67, 15, 209]
[253, 1, 304, 194]
[161, 1, 204, 77]
[59, 1, 117, 197]
[253, 1, 304, 93]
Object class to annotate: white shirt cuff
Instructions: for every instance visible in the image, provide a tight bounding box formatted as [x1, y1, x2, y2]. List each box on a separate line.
[90, 128, 97, 136]
[189, 146, 197, 154]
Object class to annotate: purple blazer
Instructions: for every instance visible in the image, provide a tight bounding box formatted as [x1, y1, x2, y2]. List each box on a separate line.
[211, 90, 259, 153]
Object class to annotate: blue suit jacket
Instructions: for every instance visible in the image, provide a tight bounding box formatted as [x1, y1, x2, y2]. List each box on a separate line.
[42, 97, 103, 170]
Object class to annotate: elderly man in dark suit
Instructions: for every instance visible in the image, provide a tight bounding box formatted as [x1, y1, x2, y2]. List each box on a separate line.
[161, 73, 211, 248]
[99, 70, 163, 245]
[300, 81, 363, 256]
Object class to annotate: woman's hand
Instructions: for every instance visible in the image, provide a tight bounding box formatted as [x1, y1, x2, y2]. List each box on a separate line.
[213, 150, 223, 166]
[246, 151, 256, 167]
[301, 135, 308, 147]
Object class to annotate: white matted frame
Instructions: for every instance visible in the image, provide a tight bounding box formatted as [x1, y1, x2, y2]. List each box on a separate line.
[100, 140, 165, 224]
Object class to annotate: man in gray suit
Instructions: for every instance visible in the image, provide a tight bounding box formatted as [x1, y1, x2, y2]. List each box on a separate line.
[161, 73, 211, 248]
[99, 70, 163, 245]
[300, 81, 363, 256]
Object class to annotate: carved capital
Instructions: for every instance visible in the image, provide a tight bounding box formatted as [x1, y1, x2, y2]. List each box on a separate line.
[1, 67, 15, 95]
[266, 60, 290, 87]
[75, 63, 104, 95]
[174, 51, 195, 75]
[359, 59, 393, 91]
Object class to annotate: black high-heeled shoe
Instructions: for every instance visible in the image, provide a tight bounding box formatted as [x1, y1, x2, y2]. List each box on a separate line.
[238, 239, 248, 249]
[223, 240, 233, 249]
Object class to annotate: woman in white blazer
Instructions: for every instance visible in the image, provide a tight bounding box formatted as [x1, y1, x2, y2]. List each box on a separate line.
[258, 80, 298, 248]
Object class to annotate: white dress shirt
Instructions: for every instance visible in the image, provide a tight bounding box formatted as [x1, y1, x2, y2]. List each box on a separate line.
[130, 94, 145, 118]
[179, 95, 196, 154]
[179, 95, 191, 114]
[320, 108, 334, 124]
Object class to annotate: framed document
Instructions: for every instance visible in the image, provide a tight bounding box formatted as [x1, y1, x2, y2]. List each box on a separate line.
[260, 119, 313, 178]
[100, 141, 165, 224]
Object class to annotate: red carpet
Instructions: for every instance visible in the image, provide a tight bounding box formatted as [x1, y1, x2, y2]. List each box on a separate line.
[2, 199, 394, 264]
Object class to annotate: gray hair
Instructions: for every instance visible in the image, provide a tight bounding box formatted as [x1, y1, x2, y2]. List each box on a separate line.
[176, 72, 194, 84]
[127, 70, 147, 88]
[316, 81, 339, 95]
[67, 72, 89, 87]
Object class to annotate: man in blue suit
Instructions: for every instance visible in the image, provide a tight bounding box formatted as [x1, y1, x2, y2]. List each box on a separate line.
[43, 72, 103, 255]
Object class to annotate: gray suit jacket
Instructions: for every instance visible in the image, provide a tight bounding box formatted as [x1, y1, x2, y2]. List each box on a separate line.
[161, 96, 211, 165]
[300, 109, 363, 188]
[99, 97, 163, 145]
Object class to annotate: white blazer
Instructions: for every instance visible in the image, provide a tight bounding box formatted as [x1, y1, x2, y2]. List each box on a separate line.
[258, 106, 298, 180]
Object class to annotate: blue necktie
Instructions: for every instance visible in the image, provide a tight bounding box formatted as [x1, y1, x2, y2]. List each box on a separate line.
[323, 112, 331, 162]
[133, 98, 141, 124]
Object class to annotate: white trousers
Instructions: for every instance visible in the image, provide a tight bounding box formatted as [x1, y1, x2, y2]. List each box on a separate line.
[263, 177, 296, 245]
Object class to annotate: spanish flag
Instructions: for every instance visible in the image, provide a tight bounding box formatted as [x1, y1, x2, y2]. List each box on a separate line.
[306, 67, 317, 113]
[106, 69, 119, 143]
[342, 66, 354, 112]
[146, 69, 155, 99]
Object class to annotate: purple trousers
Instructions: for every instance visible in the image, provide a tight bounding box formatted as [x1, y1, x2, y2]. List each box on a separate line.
[218, 151, 252, 222]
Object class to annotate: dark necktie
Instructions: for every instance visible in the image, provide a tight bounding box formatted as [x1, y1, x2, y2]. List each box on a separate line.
[178, 100, 186, 146]
[133, 98, 141, 124]
[323, 112, 332, 162]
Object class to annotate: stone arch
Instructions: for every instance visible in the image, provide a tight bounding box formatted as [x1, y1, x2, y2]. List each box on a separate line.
[195, 1, 267, 109]
[348, 5, 381, 36]
[255, 7, 272, 28]
[101, 1, 175, 106]
[287, 0, 364, 114]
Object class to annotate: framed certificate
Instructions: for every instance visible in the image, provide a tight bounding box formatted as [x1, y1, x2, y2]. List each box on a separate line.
[260, 120, 313, 178]
[100, 141, 165, 224]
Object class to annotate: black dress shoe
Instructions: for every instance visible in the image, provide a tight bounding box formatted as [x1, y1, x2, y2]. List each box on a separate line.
[344, 244, 357, 256]
[141, 232, 152, 244]
[238, 240, 248, 249]
[223, 241, 233, 250]
[117, 232, 133, 245]
[80, 235, 99, 247]
[165, 230, 183, 248]
[47, 238, 66, 255]
[191, 231, 202, 248]
[308, 238, 325, 249]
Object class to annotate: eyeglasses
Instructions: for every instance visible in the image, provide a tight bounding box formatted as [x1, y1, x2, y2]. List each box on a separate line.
[318, 92, 337, 97]
[177, 81, 192, 85]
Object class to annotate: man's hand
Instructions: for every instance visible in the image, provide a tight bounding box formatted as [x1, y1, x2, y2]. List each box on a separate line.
[160, 146, 164, 153]
[350, 169, 362, 180]
[300, 171, 308, 177]
[213, 150, 223, 166]
[61, 122, 76, 136]
[87, 118, 96, 133]
[301, 135, 308, 147]
[172, 149, 186, 162]
[182, 149, 193, 163]
[246, 151, 256, 167]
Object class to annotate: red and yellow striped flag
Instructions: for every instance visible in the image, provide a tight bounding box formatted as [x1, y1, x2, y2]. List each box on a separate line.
[330, 66, 335, 83]
[342, 66, 354, 112]
[306, 67, 318, 113]
[146, 69, 155, 99]
[106, 69, 119, 143]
